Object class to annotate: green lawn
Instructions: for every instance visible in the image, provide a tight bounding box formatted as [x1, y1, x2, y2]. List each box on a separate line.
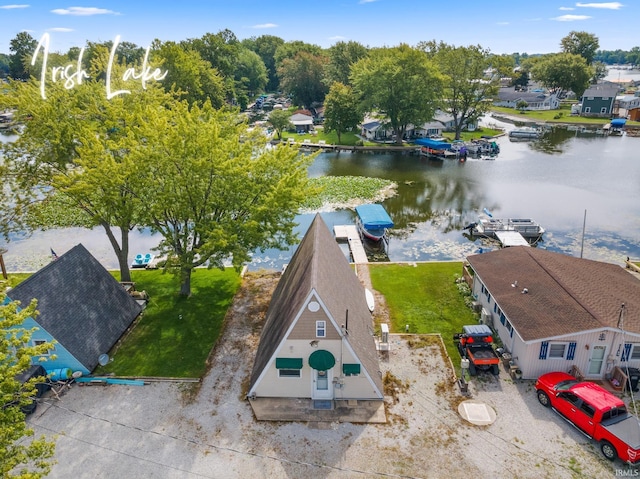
[97, 268, 241, 378]
[369, 262, 477, 367]
[491, 105, 640, 126]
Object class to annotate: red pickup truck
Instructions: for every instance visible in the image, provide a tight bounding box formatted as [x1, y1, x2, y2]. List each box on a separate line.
[536, 371, 640, 464]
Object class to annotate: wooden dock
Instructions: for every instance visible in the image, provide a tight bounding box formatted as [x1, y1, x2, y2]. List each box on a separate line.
[334, 225, 368, 264]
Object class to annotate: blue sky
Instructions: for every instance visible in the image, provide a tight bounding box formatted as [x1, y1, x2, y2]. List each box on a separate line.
[0, 1, 636, 56]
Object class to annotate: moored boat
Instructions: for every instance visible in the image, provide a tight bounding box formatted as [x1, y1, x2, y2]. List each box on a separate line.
[355, 204, 394, 243]
[509, 126, 542, 139]
[463, 214, 545, 240]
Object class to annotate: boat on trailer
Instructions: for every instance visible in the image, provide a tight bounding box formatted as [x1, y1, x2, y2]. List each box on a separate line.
[355, 204, 394, 243]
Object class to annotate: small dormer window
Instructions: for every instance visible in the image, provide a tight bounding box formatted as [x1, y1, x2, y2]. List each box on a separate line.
[316, 321, 326, 338]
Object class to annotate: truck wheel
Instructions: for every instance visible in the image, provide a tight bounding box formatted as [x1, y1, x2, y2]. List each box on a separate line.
[491, 364, 499, 376]
[468, 362, 477, 376]
[601, 441, 618, 461]
[536, 390, 551, 407]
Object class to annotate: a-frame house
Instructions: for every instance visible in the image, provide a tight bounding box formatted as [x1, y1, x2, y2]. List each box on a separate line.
[248, 214, 384, 421]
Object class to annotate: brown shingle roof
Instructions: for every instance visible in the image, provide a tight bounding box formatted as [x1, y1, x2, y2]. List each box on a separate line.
[249, 214, 382, 392]
[467, 247, 640, 341]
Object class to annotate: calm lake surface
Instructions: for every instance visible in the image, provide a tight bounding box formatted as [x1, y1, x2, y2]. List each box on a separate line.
[2, 115, 639, 272]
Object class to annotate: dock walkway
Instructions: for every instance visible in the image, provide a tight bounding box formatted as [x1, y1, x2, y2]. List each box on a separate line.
[333, 225, 368, 264]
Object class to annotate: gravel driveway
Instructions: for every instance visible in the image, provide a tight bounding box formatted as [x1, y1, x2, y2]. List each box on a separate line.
[28, 273, 624, 478]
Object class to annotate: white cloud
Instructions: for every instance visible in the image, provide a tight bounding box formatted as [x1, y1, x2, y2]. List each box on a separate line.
[328, 35, 347, 41]
[552, 14, 592, 21]
[51, 7, 119, 16]
[0, 4, 29, 9]
[48, 27, 74, 32]
[575, 2, 623, 9]
[250, 23, 278, 29]
[359, 0, 378, 4]
[559, 6, 575, 10]
[496, 21, 510, 25]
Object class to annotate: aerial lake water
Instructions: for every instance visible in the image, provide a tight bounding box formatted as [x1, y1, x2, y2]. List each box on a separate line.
[1, 115, 639, 273]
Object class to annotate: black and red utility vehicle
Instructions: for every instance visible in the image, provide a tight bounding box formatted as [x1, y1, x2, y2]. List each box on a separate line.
[453, 324, 500, 375]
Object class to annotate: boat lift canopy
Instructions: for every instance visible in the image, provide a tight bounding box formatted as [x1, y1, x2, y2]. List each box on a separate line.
[355, 204, 394, 229]
[414, 138, 452, 150]
[611, 118, 627, 128]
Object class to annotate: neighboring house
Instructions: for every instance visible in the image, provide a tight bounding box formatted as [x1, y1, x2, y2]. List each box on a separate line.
[414, 111, 478, 137]
[614, 95, 640, 118]
[289, 111, 314, 133]
[494, 87, 560, 111]
[6, 244, 142, 375]
[580, 86, 619, 117]
[464, 247, 640, 381]
[360, 119, 392, 141]
[248, 214, 384, 419]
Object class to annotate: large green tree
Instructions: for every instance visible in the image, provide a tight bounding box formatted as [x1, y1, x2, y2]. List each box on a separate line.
[234, 47, 268, 106]
[0, 79, 174, 282]
[1, 295, 56, 478]
[351, 44, 443, 145]
[267, 109, 292, 140]
[560, 31, 599, 65]
[325, 41, 368, 86]
[323, 82, 361, 143]
[422, 42, 499, 140]
[9, 32, 37, 80]
[278, 51, 328, 107]
[242, 35, 285, 92]
[133, 101, 313, 296]
[153, 41, 225, 107]
[530, 52, 592, 98]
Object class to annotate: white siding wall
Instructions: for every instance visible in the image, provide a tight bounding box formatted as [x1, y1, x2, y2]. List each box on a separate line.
[253, 339, 379, 399]
[471, 275, 640, 380]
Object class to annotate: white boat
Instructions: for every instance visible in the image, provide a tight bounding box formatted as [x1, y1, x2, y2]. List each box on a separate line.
[509, 127, 542, 139]
[464, 215, 545, 240]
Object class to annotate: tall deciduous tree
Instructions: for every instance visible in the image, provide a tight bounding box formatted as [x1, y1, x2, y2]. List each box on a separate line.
[153, 41, 225, 107]
[278, 51, 328, 107]
[133, 102, 313, 296]
[234, 47, 268, 105]
[1, 295, 56, 478]
[560, 31, 599, 65]
[423, 42, 499, 140]
[351, 44, 443, 145]
[530, 52, 592, 98]
[268, 109, 292, 140]
[323, 82, 361, 143]
[9, 32, 37, 80]
[0, 80, 174, 282]
[325, 41, 368, 86]
[242, 35, 285, 92]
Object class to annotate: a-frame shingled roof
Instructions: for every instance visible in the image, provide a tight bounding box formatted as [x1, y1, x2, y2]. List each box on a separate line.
[467, 247, 640, 341]
[7, 244, 142, 371]
[249, 214, 382, 393]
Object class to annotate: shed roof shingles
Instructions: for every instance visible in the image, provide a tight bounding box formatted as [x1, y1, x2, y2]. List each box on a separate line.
[7, 244, 142, 371]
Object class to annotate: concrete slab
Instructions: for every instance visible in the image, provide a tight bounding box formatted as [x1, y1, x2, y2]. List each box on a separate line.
[458, 399, 496, 426]
[249, 397, 386, 423]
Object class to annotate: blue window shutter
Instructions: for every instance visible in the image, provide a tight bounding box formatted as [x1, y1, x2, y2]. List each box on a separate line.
[539, 341, 548, 360]
[622, 343, 632, 362]
[567, 342, 577, 361]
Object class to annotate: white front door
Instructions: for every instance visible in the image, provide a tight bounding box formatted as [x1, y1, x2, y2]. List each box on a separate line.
[588, 345, 607, 375]
[312, 369, 333, 399]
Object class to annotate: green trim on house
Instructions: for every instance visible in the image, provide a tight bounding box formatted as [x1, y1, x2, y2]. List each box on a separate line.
[308, 350, 336, 371]
[275, 358, 303, 369]
[343, 363, 361, 376]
